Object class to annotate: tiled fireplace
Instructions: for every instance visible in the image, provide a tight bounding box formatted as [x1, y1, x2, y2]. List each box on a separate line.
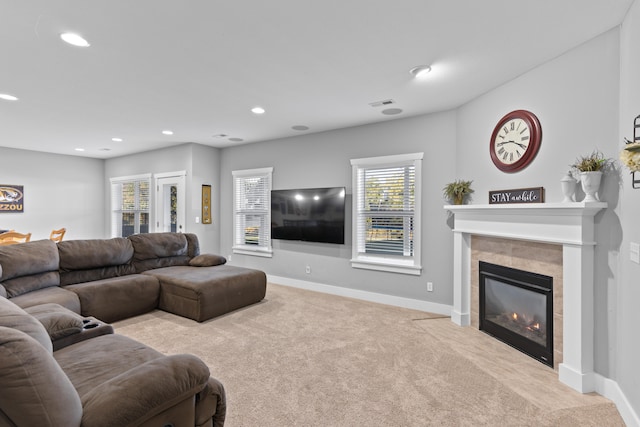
[445, 202, 607, 393]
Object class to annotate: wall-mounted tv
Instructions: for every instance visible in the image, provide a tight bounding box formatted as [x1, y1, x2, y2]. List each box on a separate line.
[271, 187, 346, 244]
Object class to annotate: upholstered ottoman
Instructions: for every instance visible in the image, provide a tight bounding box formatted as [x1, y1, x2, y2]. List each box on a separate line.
[143, 265, 267, 322]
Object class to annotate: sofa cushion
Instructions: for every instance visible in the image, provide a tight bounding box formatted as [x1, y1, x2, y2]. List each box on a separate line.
[0, 239, 60, 297]
[25, 303, 84, 340]
[54, 334, 166, 397]
[0, 296, 52, 352]
[81, 355, 210, 427]
[58, 237, 136, 285]
[63, 274, 160, 323]
[146, 265, 267, 322]
[130, 232, 189, 260]
[189, 254, 227, 267]
[9, 286, 82, 314]
[129, 232, 193, 272]
[0, 326, 83, 427]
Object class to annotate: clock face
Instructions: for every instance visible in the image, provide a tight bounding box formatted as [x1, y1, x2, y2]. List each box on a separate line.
[490, 110, 541, 172]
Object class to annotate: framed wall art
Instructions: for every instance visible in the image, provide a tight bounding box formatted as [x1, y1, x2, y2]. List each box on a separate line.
[0, 185, 24, 212]
[202, 184, 212, 224]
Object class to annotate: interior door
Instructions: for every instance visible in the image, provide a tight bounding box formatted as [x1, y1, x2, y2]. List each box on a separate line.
[155, 172, 186, 233]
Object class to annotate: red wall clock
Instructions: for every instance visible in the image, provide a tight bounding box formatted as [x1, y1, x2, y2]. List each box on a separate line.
[490, 110, 542, 172]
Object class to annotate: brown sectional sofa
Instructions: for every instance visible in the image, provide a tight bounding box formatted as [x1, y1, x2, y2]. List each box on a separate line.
[0, 232, 268, 426]
[0, 232, 267, 323]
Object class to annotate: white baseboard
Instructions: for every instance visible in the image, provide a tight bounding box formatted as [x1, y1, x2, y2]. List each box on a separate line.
[267, 275, 639, 426]
[267, 275, 452, 316]
[595, 374, 640, 427]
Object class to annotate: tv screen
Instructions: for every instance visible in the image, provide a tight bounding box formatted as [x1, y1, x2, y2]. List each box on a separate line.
[271, 187, 346, 244]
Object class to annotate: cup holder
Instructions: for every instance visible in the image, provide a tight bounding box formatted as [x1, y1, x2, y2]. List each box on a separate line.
[83, 322, 99, 329]
[82, 319, 91, 324]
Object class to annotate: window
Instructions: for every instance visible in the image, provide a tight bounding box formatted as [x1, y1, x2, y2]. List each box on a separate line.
[232, 167, 273, 257]
[350, 153, 423, 275]
[110, 174, 151, 237]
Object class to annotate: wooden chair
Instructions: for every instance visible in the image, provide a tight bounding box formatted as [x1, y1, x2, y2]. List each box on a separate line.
[0, 231, 32, 245]
[49, 228, 66, 243]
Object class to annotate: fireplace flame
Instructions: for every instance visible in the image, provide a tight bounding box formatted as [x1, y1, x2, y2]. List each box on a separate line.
[532, 322, 540, 330]
[512, 312, 518, 321]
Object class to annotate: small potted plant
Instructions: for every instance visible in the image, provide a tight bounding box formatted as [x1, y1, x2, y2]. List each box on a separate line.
[570, 150, 612, 202]
[443, 179, 474, 205]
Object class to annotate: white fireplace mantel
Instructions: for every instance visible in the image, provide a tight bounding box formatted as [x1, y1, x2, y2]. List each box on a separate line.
[444, 201, 607, 393]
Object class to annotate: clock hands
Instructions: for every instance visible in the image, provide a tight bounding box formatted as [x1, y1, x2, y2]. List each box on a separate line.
[497, 140, 527, 149]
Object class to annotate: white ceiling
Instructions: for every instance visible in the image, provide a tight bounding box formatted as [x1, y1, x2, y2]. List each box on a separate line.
[0, 0, 634, 159]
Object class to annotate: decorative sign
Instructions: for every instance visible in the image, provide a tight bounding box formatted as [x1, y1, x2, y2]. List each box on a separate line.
[202, 184, 212, 224]
[0, 185, 24, 212]
[489, 187, 544, 205]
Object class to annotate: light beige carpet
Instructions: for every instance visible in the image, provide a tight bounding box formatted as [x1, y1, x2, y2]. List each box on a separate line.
[113, 284, 624, 426]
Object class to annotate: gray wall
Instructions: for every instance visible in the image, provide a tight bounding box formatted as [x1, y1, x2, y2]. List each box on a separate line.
[104, 142, 221, 253]
[0, 147, 105, 240]
[618, 0, 640, 415]
[220, 110, 457, 305]
[189, 143, 221, 254]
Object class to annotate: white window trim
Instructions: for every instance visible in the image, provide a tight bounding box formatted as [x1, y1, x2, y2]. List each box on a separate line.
[232, 167, 273, 258]
[109, 173, 152, 238]
[350, 153, 423, 276]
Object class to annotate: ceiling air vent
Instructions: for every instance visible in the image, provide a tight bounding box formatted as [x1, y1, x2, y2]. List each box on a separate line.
[369, 99, 395, 108]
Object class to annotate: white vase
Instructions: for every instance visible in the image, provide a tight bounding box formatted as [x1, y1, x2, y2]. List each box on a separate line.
[560, 173, 577, 203]
[580, 171, 603, 202]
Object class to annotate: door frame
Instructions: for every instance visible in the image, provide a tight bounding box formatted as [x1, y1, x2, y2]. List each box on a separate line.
[154, 171, 186, 233]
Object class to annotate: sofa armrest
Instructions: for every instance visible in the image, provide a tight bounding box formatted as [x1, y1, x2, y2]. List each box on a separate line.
[80, 354, 211, 427]
[195, 377, 227, 427]
[24, 303, 84, 340]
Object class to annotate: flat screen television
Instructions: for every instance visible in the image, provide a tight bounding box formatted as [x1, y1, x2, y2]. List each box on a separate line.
[271, 187, 346, 244]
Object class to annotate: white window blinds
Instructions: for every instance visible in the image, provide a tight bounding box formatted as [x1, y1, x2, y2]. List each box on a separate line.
[110, 174, 151, 237]
[232, 167, 273, 257]
[350, 153, 422, 275]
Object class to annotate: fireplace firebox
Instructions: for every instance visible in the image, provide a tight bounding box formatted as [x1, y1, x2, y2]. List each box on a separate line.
[479, 261, 554, 367]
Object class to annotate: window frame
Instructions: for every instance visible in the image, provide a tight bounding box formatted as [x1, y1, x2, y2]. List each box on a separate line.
[110, 173, 152, 238]
[350, 153, 423, 275]
[232, 167, 273, 258]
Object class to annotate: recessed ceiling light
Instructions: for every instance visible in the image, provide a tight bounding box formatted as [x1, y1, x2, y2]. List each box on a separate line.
[0, 93, 18, 101]
[409, 65, 432, 79]
[229, 137, 244, 142]
[162, 130, 174, 135]
[75, 148, 85, 152]
[60, 33, 90, 47]
[251, 106, 266, 115]
[111, 137, 123, 142]
[292, 125, 309, 131]
[99, 148, 111, 151]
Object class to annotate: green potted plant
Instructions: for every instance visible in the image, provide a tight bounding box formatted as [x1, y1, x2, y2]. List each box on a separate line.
[443, 179, 474, 205]
[570, 150, 612, 202]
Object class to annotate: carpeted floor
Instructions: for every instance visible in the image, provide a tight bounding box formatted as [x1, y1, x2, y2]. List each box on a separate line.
[113, 283, 625, 426]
